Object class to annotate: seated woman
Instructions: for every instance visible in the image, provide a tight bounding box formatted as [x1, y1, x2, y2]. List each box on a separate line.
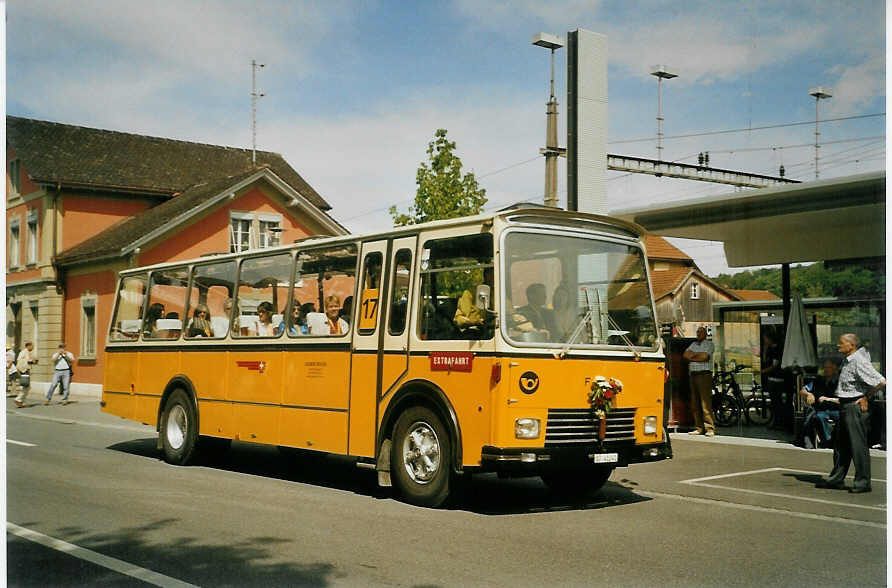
[254, 301, 277, 337]
[143, 302, 165, 337]
[187, 303, 215, 338]
[280, 300, 308, 336]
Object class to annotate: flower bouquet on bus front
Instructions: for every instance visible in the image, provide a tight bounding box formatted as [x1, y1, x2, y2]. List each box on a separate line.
[589, 376, 623, 443]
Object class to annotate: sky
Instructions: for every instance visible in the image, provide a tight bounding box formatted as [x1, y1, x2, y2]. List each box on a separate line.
[5, 0, 886, 276]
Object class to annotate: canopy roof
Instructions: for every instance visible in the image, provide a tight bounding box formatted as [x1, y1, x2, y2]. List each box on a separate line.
[613, 171, 885, 267]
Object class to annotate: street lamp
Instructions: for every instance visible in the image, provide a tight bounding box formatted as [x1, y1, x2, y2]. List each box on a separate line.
[808, 86, 832, 180]
[650, 65, 678, 162]
[533, 33, 564, 208]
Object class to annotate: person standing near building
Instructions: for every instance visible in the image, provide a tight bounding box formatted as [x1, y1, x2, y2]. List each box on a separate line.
[683, 326, 716, 437]
[46, 342, 76, 406]
[14, 342, 36, 408]
[7, 344, 18, 395]
[817, 334, 885, 493]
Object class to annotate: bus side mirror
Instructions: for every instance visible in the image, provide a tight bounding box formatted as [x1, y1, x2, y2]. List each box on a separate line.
[475, 284, 491, 311]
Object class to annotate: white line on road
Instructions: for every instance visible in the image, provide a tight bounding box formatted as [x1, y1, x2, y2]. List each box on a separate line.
[688, 482, 886, 511]
[7, 439, 36, 447]
[638, 490, 886, 529]
[7, 523, 199, 588]
[680, 467, 784, 484]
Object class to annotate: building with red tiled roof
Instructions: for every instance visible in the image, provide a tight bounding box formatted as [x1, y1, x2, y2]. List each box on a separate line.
[6, 117, 347, 395]
[644, 235, 740, 336]
[728, 289, 781, 301]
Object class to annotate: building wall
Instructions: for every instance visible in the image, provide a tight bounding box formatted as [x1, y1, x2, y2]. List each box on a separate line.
[63, 269, 120, 388]
[137, 185, 314, 266]
[61, 193, 154, 251]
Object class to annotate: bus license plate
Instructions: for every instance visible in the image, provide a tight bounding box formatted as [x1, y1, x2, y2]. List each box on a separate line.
[592, 453, 618, 464]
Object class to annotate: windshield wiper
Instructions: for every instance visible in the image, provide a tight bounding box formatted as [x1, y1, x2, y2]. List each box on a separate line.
[554, 289, 641, 360]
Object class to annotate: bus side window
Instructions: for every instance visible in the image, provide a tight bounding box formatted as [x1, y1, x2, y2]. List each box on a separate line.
[109, 275, 147, 340]
[143, 267, 189, 340]
[233, 253, 292, 338]
[388, 249, 412, 336]
[418, 233, 493, 341]
[290, 244, 358, 337]
[186, 261, 236, 339]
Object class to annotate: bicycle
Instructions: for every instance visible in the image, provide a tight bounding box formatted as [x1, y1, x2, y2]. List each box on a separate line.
[743, 378, 773, 426]
[711, 366, 746, 427]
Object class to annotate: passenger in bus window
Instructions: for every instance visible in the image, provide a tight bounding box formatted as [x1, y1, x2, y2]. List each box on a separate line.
[255, 301, 277, 337]
[551, 285, 576, 343]
[453, 267, 494, 339]
[517, 283, 555, 340]
[144, 303, 165, 336]
[187, 304, 215, 338]
[310, 295, 348, 335]
[281, 300, 308, 336]
[339, 296, 353, 325]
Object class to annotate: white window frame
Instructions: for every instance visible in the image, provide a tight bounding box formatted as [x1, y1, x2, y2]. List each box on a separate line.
[230, 211, 254, 253]
[9, 218, 21, 268]
[26, 209, 38, 265]
[229, 211, 284, 252]
[80, 293, 98, 359]
[8, 159, 21, 194]
[690, 281, 700, 300]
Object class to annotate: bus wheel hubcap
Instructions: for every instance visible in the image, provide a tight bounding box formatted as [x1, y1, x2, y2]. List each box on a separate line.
[402, 422, 440, 484]
[167, 404, 187, 450]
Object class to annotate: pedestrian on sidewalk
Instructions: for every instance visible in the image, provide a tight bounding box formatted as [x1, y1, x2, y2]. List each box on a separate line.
[45, 342, 76, 405]
[7, 344, 19, 395]
[14, 342, 36, 408]
[816, 334, 885, 493]
[683, 326, 716, 437]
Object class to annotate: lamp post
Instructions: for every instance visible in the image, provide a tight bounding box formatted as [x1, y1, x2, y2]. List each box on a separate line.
[650, 66, 678, 162]
[533, 33, 564, 208]
[808, 86, 832, 180]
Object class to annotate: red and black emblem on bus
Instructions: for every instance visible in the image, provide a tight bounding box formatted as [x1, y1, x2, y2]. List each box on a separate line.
[519, 371, 539, 394]
[236, 360, 266, 374]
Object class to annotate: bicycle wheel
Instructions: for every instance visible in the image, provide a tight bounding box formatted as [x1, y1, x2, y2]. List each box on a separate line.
[713, 393, 740, 427]
[744, 396, 773, 426]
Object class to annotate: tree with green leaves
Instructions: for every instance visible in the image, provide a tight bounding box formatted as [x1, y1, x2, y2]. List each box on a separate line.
[389, 129, 487, 226]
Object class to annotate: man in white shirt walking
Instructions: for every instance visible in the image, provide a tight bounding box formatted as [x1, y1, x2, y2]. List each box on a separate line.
[683, 326, 716, 437]
[46, 342, 76, 405]
[14, 341, 36, 407]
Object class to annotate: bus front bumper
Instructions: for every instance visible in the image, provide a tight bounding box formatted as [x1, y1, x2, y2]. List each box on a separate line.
[479, 439, 672, 475]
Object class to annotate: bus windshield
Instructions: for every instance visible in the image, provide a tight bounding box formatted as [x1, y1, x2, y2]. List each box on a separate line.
[503, 230, 657, 348]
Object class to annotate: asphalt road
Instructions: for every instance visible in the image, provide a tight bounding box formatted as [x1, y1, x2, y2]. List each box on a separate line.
[5, 396, 887, 587]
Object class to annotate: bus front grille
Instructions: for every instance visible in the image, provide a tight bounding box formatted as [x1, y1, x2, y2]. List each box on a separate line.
[544, 407, 637, 446]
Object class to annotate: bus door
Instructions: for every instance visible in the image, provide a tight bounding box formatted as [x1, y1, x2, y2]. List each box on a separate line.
[348, 240, 389, 457]
[380, 236, 416, 395]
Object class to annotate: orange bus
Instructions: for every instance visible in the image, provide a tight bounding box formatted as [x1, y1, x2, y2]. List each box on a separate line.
[102, 206, 671, 507]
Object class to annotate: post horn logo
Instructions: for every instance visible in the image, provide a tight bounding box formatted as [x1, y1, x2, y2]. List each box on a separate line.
[519, 371, 539, 394]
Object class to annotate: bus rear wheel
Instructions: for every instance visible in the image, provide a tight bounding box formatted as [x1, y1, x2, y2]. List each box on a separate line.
[391, 406, 452, 508]
[160, 389, 198, 465]
[541, 466, 613, 496]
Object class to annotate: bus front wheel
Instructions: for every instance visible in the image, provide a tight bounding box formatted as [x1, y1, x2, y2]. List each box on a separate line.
[391, 406, 452, 508]
[541, 466, 613, 496]
[160, 389, 198, 465]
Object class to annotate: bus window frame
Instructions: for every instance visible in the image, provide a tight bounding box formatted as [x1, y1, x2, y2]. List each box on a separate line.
[143, 266, 191, 341]
[231, 251, 295, 339]
[183, 259, 238, 341]
[499, 226, 660, 353]
[107, 272, 149, 342]
[286, 242, 360, 340]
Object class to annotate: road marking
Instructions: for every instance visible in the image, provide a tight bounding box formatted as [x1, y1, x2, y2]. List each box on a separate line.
[679, 467, 886, 511]
[7, 439, 36, 447]
[638, 490, 886, 529]
[680, 467, 784, 484]
[7, 523, 199, 588]
[9, 411, 151, 432]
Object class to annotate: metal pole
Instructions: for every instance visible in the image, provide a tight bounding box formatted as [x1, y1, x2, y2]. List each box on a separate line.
[656, 76, 663, 161]
[252, 60, 257, 167]
[544, 48, 559, 208]
[814, 96, 819, 180]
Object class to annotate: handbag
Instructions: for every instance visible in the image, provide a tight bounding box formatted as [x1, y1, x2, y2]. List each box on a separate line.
[62, 354, 74, 378]
[19, 373, 30, 387]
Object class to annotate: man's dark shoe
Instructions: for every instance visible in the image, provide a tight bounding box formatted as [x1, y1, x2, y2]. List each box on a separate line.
[849, 486, 872, 494]
[815, 479, 846, 489]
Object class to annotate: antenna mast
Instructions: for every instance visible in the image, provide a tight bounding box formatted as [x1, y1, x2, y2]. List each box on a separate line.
[251, 59, 265, 166]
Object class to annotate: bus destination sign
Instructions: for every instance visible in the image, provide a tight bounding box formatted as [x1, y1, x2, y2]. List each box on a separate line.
[429, 351, 474, 373]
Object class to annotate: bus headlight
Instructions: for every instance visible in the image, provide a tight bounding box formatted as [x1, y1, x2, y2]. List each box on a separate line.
[515, 418, 540, 439]
[643, 415, 658, 435]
